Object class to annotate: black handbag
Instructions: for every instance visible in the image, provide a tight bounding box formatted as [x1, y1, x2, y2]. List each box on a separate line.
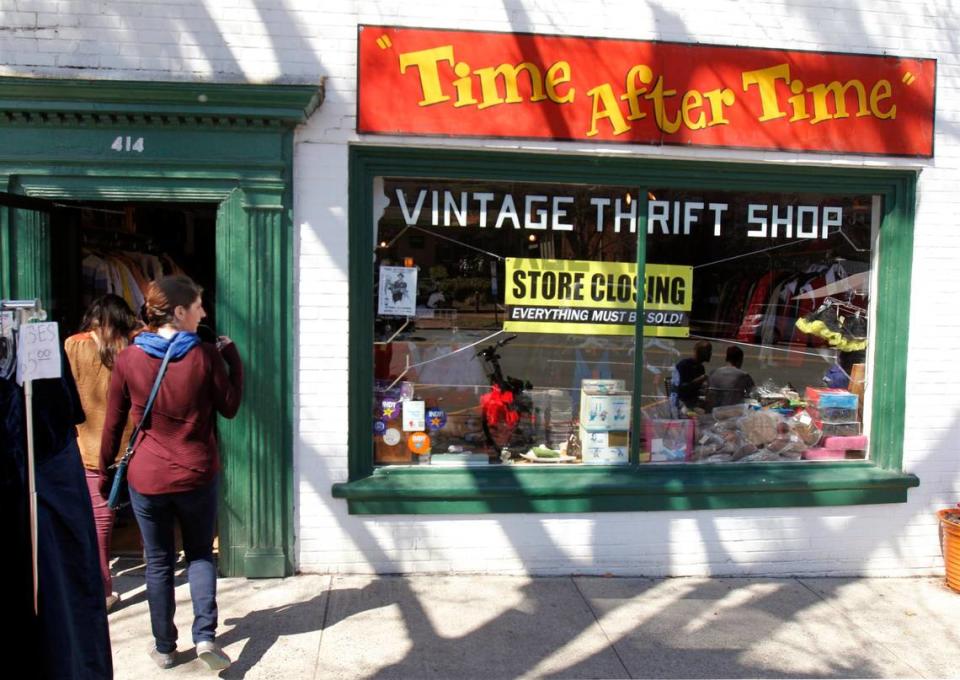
[107, 342, 176, 510]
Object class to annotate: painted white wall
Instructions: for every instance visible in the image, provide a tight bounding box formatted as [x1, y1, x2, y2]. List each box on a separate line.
[4, 0, 958, 575]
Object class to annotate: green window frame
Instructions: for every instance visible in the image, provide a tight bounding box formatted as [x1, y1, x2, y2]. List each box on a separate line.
[332, 145, 919, 514]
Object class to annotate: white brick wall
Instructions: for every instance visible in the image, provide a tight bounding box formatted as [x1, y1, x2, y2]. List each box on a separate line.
[5, 0, 960, 576]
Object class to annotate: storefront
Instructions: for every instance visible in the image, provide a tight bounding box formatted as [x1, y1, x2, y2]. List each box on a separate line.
[330, 27, 930, 523]
[2, 2, 954, 577]
[0, 78, 322, 577]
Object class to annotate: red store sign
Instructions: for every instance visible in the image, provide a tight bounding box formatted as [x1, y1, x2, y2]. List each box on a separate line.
[358, 26, 935, 157]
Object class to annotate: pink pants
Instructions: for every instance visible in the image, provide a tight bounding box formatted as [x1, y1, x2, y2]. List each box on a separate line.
[84, 469, 115, 595]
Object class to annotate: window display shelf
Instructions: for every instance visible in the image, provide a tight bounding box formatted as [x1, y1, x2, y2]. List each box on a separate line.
[332, 461, 918, 514]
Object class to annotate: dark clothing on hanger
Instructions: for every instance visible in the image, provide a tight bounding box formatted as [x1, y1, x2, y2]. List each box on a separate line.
[1, 359, 113, 679]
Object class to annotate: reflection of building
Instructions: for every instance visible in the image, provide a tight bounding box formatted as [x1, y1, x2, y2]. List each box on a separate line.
[2, 2, 953, 580]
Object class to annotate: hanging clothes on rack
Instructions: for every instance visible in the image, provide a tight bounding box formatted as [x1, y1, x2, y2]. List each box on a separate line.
[735, 270, 784, 343]
[785, 261, 849, 347]
[795, 297, 869, 353]
[81, 246, 186, 312]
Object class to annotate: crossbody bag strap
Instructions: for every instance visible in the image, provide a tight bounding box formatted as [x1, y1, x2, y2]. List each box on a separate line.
[115, 341, 177, 465]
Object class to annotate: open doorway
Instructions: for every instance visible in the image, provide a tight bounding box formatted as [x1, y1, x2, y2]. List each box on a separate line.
[48, 200, 218, 557]
[0, 75, 311, 578]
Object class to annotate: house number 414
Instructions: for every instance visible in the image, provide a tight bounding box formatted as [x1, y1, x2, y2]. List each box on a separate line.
[110, 136, 144, 152]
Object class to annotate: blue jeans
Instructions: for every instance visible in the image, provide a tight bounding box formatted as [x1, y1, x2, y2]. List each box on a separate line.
[129, 479, 219, 653]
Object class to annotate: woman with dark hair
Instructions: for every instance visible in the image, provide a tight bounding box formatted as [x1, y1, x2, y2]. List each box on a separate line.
[64, 293, 141, 611]
[99, 275, 243, 671]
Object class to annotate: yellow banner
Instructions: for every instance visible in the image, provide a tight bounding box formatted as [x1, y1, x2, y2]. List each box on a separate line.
[503, 258, 692, 337]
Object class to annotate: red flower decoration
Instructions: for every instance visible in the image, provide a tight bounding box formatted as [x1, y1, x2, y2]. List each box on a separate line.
[479, 384, 519, 427]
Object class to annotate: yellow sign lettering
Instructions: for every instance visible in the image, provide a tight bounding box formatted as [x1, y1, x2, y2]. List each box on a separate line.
[474, 62, 547, 109]
[586, 83, 631, 136]
[808, 79, 870, 125]
[741, 63, 791, 121]
[870, 79, 896, 119]
[398, 45, 455, 106]
[545, 61, 575, 104]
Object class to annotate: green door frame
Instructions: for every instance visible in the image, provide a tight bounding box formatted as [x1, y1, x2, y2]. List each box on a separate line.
[0, 77, 322, 577]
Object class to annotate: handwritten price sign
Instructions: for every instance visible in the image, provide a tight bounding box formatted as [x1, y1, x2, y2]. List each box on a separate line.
[17, 322, 61, 385]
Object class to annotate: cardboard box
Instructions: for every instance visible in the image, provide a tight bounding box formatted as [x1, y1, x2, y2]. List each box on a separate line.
[849, 363, 866, 420]
[579, 427, 629, 465]
[579, 390, 632, 432]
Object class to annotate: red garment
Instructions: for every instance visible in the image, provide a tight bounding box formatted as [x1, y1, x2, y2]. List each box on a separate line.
[735, 271, 779, 343]
[99, 342, 243, 495]
[84, 469, 115, 595]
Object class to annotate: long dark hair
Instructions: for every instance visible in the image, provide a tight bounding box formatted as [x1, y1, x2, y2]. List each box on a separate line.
[142, 275, 203, 331]
[79, 294, 140, 369]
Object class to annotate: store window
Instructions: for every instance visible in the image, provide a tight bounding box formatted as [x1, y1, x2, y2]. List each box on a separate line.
[641, 189, 874, 464]
[373, 177, 639, 465]
[371, 176, 875, 468]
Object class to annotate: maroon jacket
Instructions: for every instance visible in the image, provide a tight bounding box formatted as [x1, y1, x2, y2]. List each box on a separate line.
[99, 341, 243, 495]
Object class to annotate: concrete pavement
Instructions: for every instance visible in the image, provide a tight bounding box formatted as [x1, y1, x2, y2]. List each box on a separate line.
[108, 560, 960, 679]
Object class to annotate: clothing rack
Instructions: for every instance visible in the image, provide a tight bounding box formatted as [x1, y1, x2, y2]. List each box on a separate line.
[80, 226, 160, 254]
[822, 296, 868, 318]
[1, 298, 48, 614]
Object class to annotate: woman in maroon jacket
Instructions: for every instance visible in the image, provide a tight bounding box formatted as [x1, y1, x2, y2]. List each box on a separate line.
[100, 275, 243, 671]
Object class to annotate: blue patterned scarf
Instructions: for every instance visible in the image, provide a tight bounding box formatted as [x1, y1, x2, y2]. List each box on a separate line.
[133, 331, 200, 359]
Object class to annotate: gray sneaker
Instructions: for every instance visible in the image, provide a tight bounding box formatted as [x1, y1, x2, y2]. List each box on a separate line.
[149, 647, 176, 670]
[196, 641, 231, 671]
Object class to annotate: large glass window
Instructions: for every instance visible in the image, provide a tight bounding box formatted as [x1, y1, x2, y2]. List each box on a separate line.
[371, 177, 875, 467]
[373, 178, 638, 465]
[641, 189, 874, 464]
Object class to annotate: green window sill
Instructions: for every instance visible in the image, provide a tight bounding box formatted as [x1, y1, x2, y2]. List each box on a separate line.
[332, 462, 919, 514]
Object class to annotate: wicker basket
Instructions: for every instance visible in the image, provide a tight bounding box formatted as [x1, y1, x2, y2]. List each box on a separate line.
[937, 509, 960, 593]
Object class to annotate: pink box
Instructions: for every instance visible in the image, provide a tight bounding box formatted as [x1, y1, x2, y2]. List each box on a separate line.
[802, 448, 846, 460]
[821, 435, 868, 451]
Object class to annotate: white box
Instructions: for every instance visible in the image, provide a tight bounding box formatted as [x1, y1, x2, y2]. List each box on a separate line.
[579, 391, 632, 432]
[579, 428, 629, 465]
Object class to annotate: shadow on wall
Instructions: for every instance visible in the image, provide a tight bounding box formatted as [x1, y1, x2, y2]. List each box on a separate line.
[59, 0, 936, 676]
[307, 0, 954, 574]
[294, 1, 959, 677]
[7, 1, 955, 677]
[2, 0, 324, 84]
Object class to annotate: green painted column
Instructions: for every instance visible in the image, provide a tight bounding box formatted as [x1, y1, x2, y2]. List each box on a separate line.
[0, 207, 10, 299]
[216, 188, 292, 577]
[11, 206, 51, 303]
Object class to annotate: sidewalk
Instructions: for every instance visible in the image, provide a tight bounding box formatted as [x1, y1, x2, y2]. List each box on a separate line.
[108, 559, 960, 679]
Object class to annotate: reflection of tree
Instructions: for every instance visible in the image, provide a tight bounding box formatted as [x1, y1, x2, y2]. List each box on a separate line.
[378, 180, 642, 319]
[556, 196, 638, 263]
